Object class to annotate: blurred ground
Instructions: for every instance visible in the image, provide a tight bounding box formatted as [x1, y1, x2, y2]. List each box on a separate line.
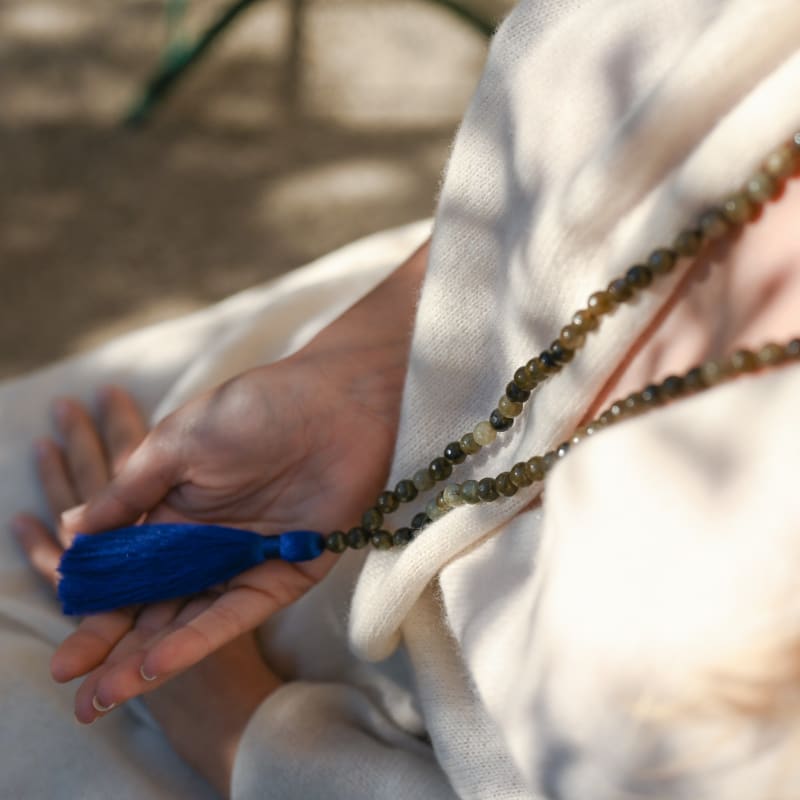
[0, 0, 513, 379]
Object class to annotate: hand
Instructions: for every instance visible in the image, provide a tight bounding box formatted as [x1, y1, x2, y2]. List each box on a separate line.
[141, 631, 280, 799]
[52, 240, 429, 718]
[12, 390, 280, 798]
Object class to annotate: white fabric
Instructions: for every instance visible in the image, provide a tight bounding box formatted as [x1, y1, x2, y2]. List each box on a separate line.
[2, 0, 800, 797]
[0, 223, 430, 799]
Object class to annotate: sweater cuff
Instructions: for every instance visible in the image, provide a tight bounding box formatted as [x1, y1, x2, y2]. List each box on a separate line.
[232, 681, 457, 800]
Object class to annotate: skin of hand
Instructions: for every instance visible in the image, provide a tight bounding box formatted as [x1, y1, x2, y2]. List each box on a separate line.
[44, 239, 430, 723]
[11, 388, 277, 799]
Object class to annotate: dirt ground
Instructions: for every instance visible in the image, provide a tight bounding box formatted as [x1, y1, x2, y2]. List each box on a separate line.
[0, 0, 512, 380]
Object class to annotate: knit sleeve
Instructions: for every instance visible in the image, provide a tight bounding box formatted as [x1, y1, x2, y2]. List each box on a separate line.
[231, 681, 458, 800]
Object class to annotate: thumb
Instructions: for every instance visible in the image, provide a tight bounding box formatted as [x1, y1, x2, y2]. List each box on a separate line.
[61, 432, 178, 537]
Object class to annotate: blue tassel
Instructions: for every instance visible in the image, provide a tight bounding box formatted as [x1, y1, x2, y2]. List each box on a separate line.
[57, 523, 325, 616]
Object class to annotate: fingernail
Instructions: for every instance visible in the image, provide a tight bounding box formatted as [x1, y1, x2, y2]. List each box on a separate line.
[140, 664, 157, 682]
[61, 504, 86, 530]
[92, 696, 117, 713]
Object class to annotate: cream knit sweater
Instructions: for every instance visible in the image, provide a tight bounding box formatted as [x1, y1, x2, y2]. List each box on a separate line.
[1, 1, 799, 798]
[241, 1, 800, 797]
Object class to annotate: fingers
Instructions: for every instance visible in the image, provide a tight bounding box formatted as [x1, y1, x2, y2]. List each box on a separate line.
[10, 514, 63, 588]
[53, 398, 109, 500]
[97, 386, 148, 476]
[60, 428, 179, 537]
[142, 566, 307, 679]
[50, 607, 138, 683]
[67, 562, 316, 721]
[72, 599, 203, 723]
[72, 588, 267, 721]
[34, 439, 79, 528]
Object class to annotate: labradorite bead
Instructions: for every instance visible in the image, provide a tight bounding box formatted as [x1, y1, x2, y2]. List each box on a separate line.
[673, 228, 703, 256]
[461, 479, 481, 504]
[641, 384, 661, 405]
[598, 411, 613, 426]
[584, 423, 599, 436]
[325, 530, 347, 553]
[473, 420, 497, 446]
[571, 430, 584, 446]
[392, 527, 414, 546]
[538, 351, 559, 372]
[510, 462, 532, 488]
[787, 339, 800, 359]
[623, 393, 644, 414]
[660, 375, 684, 398]
[347, 527, 369, 549]
[413, 468, 435, 492]
[426, 498, 445, 521]
[556, 441, 570, 459]
[505, 381, 530, 403]
[609, 402, 625, 419]
[443, 484, 465, 507]
[684, 367, 704, 392]
[607, 278, 633, 303]
[411, 512, 430, 530]
[371, 530, 393, 549]
[757, 342, 785, 366]
[624, 264, 652, 289]
[542, 451, 558, 471]
[647, 248, 677, 275]
[698, 208, 729, 239]
[525, 358, 547, 382]
[436, 491, 449, 511]
[477, 477, 498, 502]
[444, 441, 467, 464]
[460, 433, 481, 455]
[429, 457, 453, 482]
[524, 456, 546, 482]
[746, 171, 778, 204]
[377, 491, 399, 514]
[513, 366, 537, 391]
[587, 290, 616, 315]
[362, 507, 384, 531]
[722, 193, 755, 225]
[572, 309, 598, 332]
[498, 395, 523, 417]
[559, 324, 586, 349]
[700, 360, 724, 385]
[394, 479, 418, 503]
[764, 143, 798, 179]
[730, 349, 758, 372]
[495, 472, 518, 497]
[489, 409, 513, 431]
[549, 340, 574, 364]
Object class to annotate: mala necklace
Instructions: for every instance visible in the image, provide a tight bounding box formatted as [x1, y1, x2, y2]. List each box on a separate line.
[58, 132, 800, 615]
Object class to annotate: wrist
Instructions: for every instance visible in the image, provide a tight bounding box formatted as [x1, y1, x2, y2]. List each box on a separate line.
[293, 238, 429, 425]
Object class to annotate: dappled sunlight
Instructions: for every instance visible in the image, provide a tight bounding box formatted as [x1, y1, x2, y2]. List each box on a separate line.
[0, 2, 94, 44]
[0, 0, 514, 379]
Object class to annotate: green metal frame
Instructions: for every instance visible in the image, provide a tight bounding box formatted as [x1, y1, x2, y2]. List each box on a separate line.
[124, 0, 494, 126]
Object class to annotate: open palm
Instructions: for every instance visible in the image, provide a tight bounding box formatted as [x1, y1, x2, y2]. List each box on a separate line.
[40, 350, 400, 722]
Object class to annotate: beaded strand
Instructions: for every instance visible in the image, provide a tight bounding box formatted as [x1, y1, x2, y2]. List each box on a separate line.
[323, 133, 800, 555]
